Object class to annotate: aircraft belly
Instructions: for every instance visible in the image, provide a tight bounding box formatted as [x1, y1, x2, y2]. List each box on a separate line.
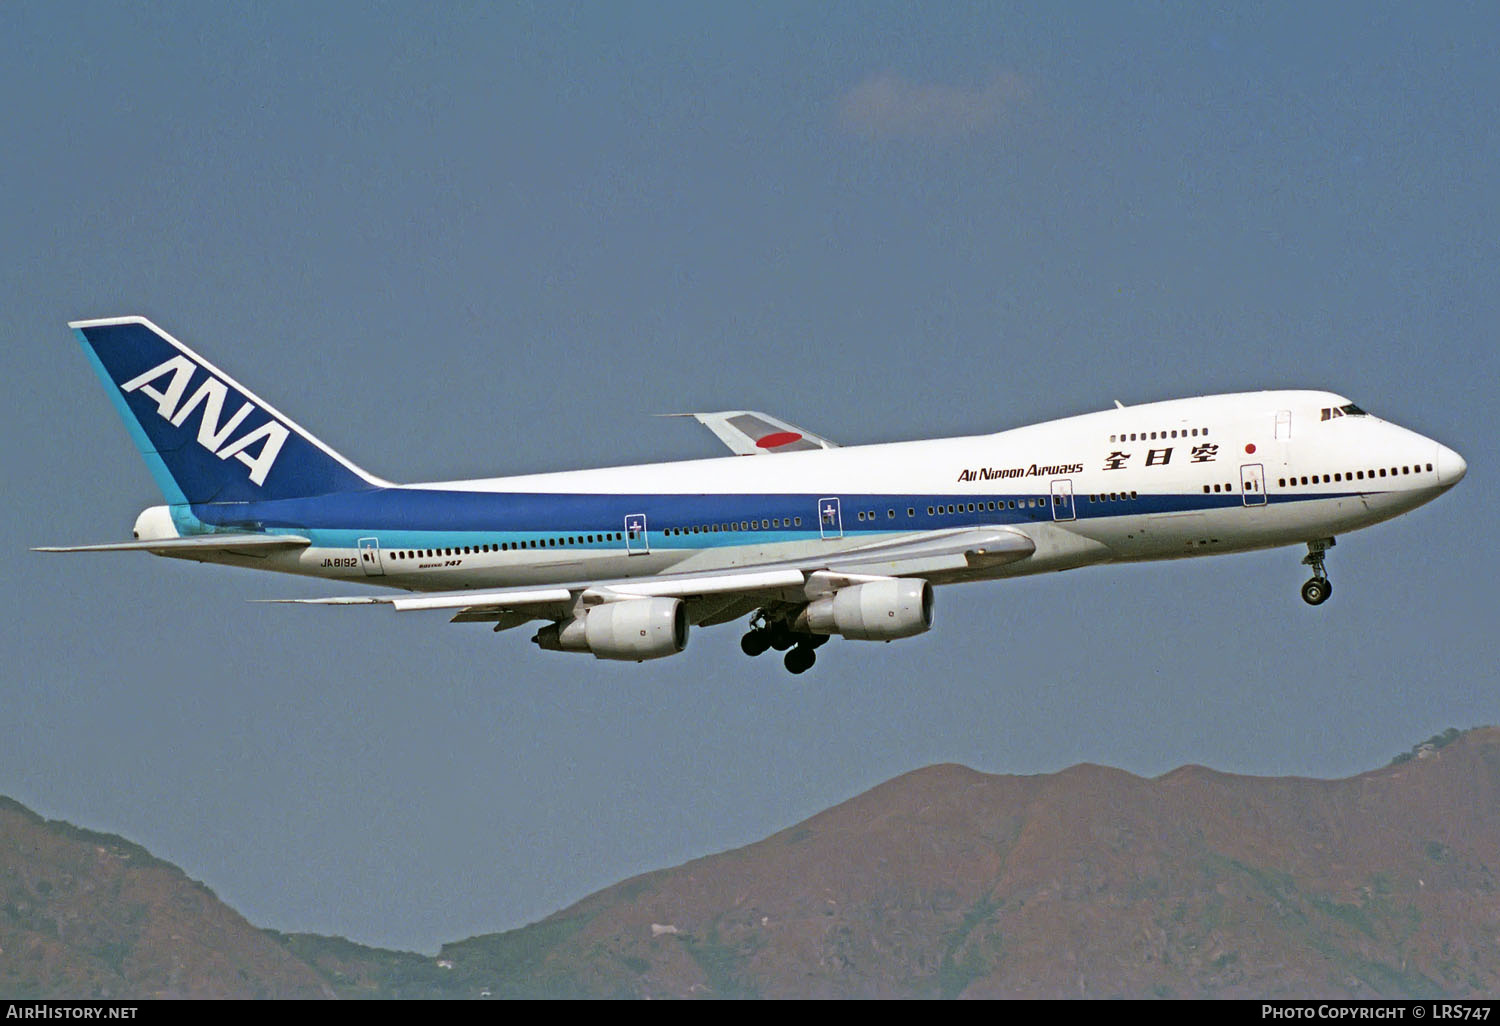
[983, 524, 1110, 576]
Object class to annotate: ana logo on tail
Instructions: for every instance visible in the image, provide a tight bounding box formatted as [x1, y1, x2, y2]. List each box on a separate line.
[120, 355, 289, 486]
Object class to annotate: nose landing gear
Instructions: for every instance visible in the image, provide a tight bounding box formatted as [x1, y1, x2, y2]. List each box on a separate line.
[1300, 538, 1335, 606]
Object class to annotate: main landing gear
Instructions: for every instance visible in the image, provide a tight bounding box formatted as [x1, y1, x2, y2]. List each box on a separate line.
[741, 615, 829, 674]
[1300, 538, 1336, 606]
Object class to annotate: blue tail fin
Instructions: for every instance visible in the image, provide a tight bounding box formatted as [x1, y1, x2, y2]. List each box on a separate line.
[71, 317, 385, 504]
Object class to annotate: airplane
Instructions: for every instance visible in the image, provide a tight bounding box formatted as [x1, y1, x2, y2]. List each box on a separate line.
[39, 316, 1467, 674]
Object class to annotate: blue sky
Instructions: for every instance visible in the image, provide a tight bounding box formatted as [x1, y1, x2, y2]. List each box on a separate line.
[3, 2, 1496, 952]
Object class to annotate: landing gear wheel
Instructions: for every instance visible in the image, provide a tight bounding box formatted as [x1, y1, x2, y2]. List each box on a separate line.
[740, 630, 772, 657]
[1301, 577, 1332, 606]
[768, 625, 796, 651]
[1299, 538, 1336, 607]
[784, 645, 816, 674]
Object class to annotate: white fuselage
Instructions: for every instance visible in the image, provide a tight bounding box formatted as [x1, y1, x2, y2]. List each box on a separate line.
[169, 389, 1464, 592]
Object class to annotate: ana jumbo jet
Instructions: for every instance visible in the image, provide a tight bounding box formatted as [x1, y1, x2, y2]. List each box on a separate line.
[41, 317, 1467, 673]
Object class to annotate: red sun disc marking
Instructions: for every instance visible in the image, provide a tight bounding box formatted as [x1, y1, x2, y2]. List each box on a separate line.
[1245, 443, 1257, 454]
[756, 431, 803, 448]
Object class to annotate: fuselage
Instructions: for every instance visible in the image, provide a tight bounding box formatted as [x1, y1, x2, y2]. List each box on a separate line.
[150, 389, 1466, 591]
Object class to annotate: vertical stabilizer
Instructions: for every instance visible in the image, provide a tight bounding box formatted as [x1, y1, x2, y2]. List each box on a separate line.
[70, 317, 386, 504]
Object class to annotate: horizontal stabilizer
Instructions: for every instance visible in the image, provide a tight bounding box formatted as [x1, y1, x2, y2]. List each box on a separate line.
[36, 534, 310, 554]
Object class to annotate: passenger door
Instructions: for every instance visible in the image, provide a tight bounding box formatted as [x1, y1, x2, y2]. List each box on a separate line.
[1050, 479, 1077, 521]
[1240, 464, 1267, 506]
[817, 497, 843, 540]
[357, 537, 384, 576]
[625, 513, 650, 555]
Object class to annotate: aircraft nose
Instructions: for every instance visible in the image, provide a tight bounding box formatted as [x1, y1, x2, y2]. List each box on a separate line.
[1437, 444, 1467, 487]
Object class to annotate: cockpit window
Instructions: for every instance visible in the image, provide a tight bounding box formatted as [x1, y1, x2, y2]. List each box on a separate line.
[1320, 403, 1369, 421]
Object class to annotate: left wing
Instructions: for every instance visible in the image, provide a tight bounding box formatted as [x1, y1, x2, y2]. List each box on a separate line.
[263, 526, 1035, 629]
[660, 410, 839, 455]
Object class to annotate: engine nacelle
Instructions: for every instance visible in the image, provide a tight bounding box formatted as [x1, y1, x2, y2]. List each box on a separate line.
[532, 597, 689, 661]
[796, 579, 934, 641]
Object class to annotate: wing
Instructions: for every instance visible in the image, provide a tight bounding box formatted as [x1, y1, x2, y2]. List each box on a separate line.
[660, 410, 839, 455]
[263, 526, 1034, 630]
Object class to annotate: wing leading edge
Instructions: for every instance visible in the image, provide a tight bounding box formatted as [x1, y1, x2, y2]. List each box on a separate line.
[264, 525, 1036, 628]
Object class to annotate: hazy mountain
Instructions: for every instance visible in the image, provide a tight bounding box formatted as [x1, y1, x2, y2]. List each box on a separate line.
[424, 726, 1500, 998]
[4, 728, 1495, 998]
[0, 798, 331, 998]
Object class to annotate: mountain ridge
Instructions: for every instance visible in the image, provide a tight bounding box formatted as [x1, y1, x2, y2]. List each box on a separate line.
[3, 727, 1494, 998]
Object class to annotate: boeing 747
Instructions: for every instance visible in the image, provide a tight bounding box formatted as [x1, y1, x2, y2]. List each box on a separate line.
[39, 317, 1467, 673]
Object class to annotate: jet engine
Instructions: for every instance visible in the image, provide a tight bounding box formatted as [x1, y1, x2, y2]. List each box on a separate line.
[794, 578, 934, 641]
[532, 597, 689, 661]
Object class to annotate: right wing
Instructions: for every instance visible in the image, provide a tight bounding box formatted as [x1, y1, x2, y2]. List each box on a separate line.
[660, 410, 839, 455]
[263, 526, 1035, 629]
